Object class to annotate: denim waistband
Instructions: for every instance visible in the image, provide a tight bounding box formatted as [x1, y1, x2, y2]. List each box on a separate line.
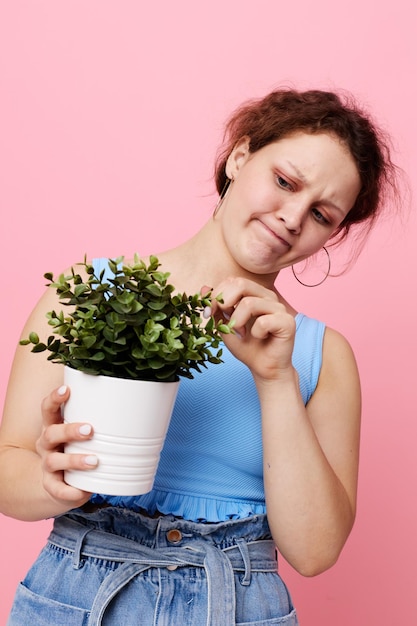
[50, 508, 277, 626]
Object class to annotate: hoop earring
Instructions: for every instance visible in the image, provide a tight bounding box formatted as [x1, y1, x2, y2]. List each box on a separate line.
[291, 247, 331, 287]
[213, 177, 232, 218]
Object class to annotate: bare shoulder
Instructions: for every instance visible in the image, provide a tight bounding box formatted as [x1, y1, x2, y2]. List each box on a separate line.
[309, 325, 361, 415]
[321, 326, 359, 380]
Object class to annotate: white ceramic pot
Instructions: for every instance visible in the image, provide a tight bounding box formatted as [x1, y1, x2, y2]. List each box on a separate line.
[63, 367, 179, 496]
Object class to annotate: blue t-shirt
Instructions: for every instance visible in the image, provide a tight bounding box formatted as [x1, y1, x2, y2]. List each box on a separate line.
[90, 258, 325, 521]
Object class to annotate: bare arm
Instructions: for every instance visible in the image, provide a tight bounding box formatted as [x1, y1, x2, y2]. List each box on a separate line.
[211, 277, 361, 576]
[260, 328, 360, 576]
[0, 282, 95, 521]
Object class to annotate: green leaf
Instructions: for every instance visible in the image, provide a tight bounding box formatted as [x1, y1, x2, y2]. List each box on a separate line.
[145, 284, 163, 297]
[29, 332, 40, 344]
[74, 284, 89, 298]
[81, 335, 97, 349]
[152, 271, 169, 284]
[149, 310, 167, 322]
[89, 352, 106, 361]
[31, 343, 47, 353]
[205, 317, 214, 332]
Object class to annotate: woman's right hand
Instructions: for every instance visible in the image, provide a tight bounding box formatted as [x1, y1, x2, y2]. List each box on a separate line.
[36, 384, 96, 509]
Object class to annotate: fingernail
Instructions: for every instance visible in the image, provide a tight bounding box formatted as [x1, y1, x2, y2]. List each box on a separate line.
[57, 385, 68, 396]
[79, 424, 92, 436]
[85, 455, 98, 466]
[203, 306, 212, 319]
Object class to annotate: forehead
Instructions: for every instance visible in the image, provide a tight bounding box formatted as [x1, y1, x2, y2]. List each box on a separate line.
[258, 132, 359, 178]
[260, 130, 353, 160]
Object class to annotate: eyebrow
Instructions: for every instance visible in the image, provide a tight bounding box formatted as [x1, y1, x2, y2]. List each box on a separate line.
[285, 160, 346, 216]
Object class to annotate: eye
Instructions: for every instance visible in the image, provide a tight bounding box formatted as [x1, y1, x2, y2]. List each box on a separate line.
[312, 207, 330, 225]
[276, 175, 293, 191]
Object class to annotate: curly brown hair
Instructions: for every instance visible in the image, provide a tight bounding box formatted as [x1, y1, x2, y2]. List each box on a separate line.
[215, 89, 400, 247]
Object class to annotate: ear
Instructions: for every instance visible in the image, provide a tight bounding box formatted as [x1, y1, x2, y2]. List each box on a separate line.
[225, 136, 251, 180]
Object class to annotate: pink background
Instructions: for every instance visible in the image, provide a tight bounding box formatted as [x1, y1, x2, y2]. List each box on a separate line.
[1, 1, 416, 624]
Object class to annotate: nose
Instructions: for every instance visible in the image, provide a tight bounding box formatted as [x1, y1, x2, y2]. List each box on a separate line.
[276, 202, 305, 235]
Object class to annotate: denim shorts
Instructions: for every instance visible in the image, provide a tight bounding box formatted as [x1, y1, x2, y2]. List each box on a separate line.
[8, 506, 298, 625]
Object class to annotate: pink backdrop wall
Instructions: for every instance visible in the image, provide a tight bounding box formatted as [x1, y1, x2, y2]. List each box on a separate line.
[1, 2, 416, 624]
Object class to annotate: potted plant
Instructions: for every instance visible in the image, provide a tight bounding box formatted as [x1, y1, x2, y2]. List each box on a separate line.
[21, 254, 232, 495]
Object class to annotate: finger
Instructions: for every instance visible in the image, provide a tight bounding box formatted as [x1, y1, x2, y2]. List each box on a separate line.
[200, 285, 214, 319]
[200, 284, 213, 297]
[250, 312, 296, 342]
[229, 297, 287, 335]
[212, 277, 277, 309]
[43, 450, 98, 474]
[41, 385, 70, 427]
[210, 278, 277, 324]
[40, 422, 94, 451]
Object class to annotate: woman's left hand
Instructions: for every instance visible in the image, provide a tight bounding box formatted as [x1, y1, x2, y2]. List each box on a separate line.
[208, 277, 296, 382]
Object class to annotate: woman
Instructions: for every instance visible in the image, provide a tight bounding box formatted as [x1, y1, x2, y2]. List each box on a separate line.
[1, 88, 398, 625]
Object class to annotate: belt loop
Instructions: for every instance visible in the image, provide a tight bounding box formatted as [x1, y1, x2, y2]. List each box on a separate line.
[236, 538, 251, 586]
[72, 527, 92, 569]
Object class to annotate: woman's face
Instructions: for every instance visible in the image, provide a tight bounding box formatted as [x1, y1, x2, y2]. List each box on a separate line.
[219, 131, 361, 277]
